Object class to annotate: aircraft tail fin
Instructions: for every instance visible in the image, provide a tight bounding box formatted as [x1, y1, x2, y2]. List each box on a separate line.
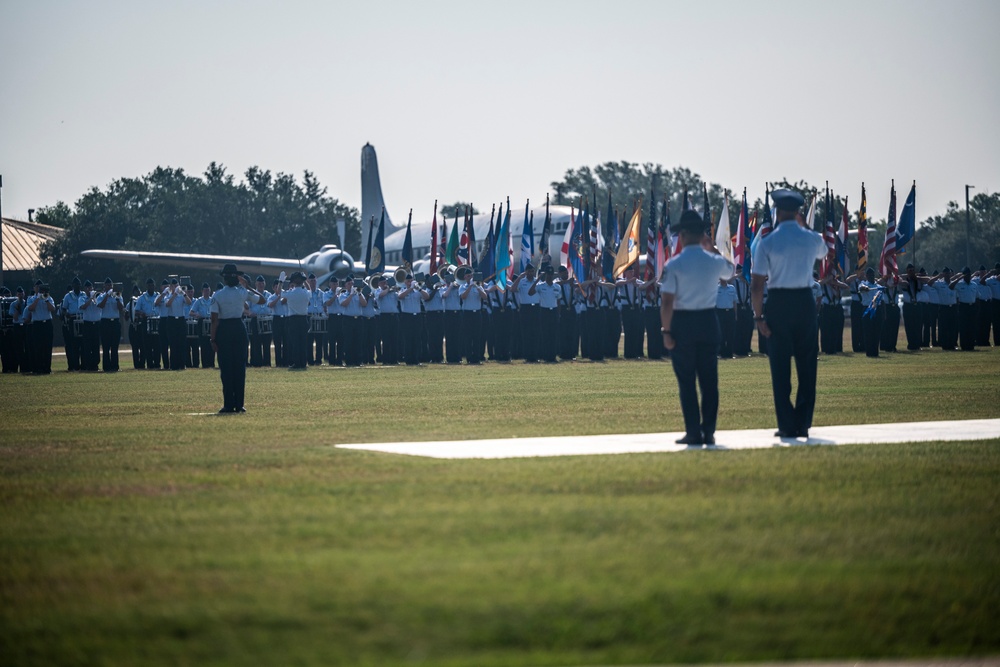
[360, 143, 400, 257]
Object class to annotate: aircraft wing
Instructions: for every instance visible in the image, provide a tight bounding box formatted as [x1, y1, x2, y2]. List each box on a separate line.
[81, 248, 365, 281]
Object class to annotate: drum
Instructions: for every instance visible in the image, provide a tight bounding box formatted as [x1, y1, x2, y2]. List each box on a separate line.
[186, 319, 200, 339]
[72, 317, 84, 338]
[257, 315, 273, 336]
[308, 315, 328, 334]
[201, 319, 212, 337]
[242, 317, 251, 335]
[0, 297, 14, 329]
[147, 317, 160, 335]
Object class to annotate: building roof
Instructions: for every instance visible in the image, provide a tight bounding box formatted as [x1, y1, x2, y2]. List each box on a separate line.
[2, 217, 64, 272]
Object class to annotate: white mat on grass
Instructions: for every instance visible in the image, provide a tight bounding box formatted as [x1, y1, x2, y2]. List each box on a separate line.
[337, 418, 1000, 459]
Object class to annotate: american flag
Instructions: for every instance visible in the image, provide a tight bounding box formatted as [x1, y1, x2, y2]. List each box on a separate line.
[879, 182, 897, 278]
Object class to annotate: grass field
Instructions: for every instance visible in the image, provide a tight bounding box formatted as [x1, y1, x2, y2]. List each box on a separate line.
[2, 345, 1000, 666]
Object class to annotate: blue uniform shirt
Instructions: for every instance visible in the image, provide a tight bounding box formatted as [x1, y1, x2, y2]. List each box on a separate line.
[211, 286, 249, 319]
[751, 221, 826, 288]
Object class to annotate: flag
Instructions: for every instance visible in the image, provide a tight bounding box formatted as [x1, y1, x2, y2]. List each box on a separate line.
[821, 188, 836, 277]
[439, 217, 448, 269]
[588, 200, 600, 277]
[715, 194, 733, 263]
[804, 192, 817, 232]
[879, 181, 898, 278]
[467, 207, 478, 269]
[734, 189, 748, 267]
[480, 208, 496, 281]
[446, 211, 460, 265]
[682, 189, 692, 211]
[896, 182, 915, 252]
[561, 203, 575, 274]
[602, 193, 616, 280]
[364, 215, 375, 271]
[836, 195, 849, 274]
[740, 190, 751, 279]
[539, 194, 552, 256]
[495, 199, 512, 288]
[750, 186, 772, 261]
[429, 200, 439, 274]
[570, 199, 586, 280]
[371, 208, 387, 275]
[857, 183, 868, 270]
[645, 192, 657, 279]
[702, 184, 711, 231]
[402, 208, 413, 270]
[613, 203, 642, 278]
[458, 208, 470, 266]
[519, 200, 533, 272]
[655, 199, 670, 278]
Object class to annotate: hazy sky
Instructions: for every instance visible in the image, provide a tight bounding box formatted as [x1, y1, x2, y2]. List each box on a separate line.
[2, 0, 998, 232]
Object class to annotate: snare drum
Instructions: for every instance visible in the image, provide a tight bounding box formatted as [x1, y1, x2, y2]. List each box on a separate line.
[308, 315, 328, 334]
[201, 319, 212, 337]
[257, 315, 273, 336]
[146, 317, 160, 335]
[186, 319, 201, 339]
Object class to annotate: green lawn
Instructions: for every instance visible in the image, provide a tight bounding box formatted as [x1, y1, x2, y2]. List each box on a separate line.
[2, 347, 999, 666]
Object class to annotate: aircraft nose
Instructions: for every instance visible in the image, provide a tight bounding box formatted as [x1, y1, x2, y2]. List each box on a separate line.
[329, 253, 354, 279]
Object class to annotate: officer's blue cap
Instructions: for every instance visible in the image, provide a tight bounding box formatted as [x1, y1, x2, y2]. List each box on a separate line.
[16, 286, 25, 292]
[202, 282, 210, 289]
[906, 264, 914, 270]
[771, 189, 805, 211]
[170, 278, 178, 284]
[255, 275, 265, 282]
[72, 276, 81, 285]
[34, 279, 43, 286]
[307, 273, 316, 279]
[104, 277, 113, 284]
[943, 266, 951, 273]
[145, 278, 155, 285]
[216, 282, 224, 290]
[329, 276, 339, 283]
[83, 280, 92, 287]
[979, 265, 987, 271]
[346, 274, 354, 281]
[962, 266, 971, 274]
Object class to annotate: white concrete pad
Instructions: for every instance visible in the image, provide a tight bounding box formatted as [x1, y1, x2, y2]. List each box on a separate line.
[337, 418, 1000, 459]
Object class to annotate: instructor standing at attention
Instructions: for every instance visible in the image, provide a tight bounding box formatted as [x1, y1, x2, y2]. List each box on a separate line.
[210, 264, 265, 414]
[660, 210, 734, 446]
[750, 189, 827, 439]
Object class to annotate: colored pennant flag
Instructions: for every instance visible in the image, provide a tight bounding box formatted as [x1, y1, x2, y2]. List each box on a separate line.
[715, 194, 733, 264]
[446, 211, 460, 266]
[402, 208, 414, 270]
[467, 206, 478, 269]
[613, 202, 642, 278]
[857, 183, 868, 270]
[879, 181, 898, 278]
[645, 192, 657, 279]
[734, 189, 748, 268]
[896, 182, 915, 252]
[439, 217, 448, 269]
[570, 199, 586, 281]
[371, 208, 387, 275]
[495, 199, 512, 288]
[702, 184, 711, 231]
[821, 187, 836, 277]
[519, 200, 533, 272]
[429, 200, 439, 274]
[837, 195, 849, 274]
[480, 206, 496, 281]
[561, 203, 575, 274]
[539, 194, 552, 256]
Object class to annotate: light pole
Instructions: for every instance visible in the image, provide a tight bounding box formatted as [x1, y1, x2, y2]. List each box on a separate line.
[965, 185, 974, 267]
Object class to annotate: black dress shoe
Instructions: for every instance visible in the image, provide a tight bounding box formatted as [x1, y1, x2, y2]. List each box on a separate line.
[797, 429, 809, 439]
[218, 407, 235, 414]
[774, 430, 796, 438]
[703, 434, 716, 445]
[236, 407, 246, 413]
[675, 434, 703, 445]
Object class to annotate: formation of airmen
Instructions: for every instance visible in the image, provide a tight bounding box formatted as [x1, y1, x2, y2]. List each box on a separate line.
[1, 259, 998, 376]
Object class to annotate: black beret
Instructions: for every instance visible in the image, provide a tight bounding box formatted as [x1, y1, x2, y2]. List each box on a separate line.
[771, 189, 805, 211]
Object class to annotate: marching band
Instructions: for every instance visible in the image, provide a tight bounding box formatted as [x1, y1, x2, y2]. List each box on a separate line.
[1, 260, 998, 376]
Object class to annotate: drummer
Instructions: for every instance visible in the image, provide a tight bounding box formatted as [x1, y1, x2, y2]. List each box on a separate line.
[60, 277, 84, 371]
[189, 282, 215, 368]
[280, 271, 311, 370]
[133, 278, 160, 369]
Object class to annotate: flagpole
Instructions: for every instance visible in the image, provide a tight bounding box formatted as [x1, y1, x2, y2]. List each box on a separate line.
[912, 180, 917, 267]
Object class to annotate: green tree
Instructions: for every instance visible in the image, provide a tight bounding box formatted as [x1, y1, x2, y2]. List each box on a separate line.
[37, 165, 359, 292]
[905, 193, 1000, 272]
[439, 202, 479, 219]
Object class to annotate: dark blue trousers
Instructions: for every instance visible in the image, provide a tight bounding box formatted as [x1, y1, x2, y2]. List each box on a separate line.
[765, 289, 819, 435]
[216, 319, 248, 411]
[670, 309, 720, 438]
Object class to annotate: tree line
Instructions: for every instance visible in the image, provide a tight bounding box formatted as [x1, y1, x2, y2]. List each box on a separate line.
[24, 161, 998, 293]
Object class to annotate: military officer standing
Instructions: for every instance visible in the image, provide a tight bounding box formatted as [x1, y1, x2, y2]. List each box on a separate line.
[732, 265, 754, 356]
[660, 210, 734, 445]
[189, 283, 215, 368]
[529, 265, 560, 363]
[134, 278, 161, 369]
[952, 267, 979, 351]
[617, 267, 645, 359]
[398, 273, 424, 365]
[280, 272, 311, 369]
[79, 281, 102, 371]
[98, 278, 125, 372]
[27, 283, 56, 374]
[211, 264, 265, 413]
[751, 189, 827, 439]
[715, 278, 737, 359]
